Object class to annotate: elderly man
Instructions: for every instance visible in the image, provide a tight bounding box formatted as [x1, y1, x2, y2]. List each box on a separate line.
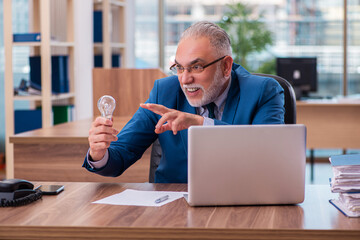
[83, 21, 284, 183]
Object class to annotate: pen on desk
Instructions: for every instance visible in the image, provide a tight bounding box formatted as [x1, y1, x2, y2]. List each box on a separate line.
[155, 195, 169, 204]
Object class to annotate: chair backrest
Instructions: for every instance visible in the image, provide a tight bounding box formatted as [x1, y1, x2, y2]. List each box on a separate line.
[253, 73, 297, 124]
[148, 73, 297, 182]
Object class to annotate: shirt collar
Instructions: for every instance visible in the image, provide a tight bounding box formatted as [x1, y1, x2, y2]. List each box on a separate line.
[197, 77, 232, 115]
[213, 77, 231, 110]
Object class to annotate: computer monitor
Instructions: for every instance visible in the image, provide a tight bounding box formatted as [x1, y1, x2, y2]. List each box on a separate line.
[276, 57, 317, 99]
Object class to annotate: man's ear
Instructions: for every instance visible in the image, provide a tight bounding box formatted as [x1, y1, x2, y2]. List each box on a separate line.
[222, 56, 233, 77]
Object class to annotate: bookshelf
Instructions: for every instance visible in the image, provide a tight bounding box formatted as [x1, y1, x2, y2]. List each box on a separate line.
[3, 0, 76, 178]
[93, 0, 127, 68]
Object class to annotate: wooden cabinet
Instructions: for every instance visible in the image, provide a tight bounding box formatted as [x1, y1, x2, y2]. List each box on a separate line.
[93, 0, 127, 68]
[3, 0, 76, 178]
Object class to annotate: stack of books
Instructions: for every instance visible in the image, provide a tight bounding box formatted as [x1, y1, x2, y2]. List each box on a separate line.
[329, 154, 360, 217]
[29, 55, 69, 94]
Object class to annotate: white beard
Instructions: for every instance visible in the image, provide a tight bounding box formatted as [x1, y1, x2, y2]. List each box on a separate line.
[181, 66, 227, 107]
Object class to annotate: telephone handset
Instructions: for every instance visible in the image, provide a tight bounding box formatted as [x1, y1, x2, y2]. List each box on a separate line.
[0, 179, 42, 207]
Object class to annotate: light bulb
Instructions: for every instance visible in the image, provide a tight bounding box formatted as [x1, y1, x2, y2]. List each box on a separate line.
[97, 95, 116, 120]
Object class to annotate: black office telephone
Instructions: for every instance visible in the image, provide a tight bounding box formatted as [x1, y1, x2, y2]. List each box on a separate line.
[0, 179, 42, 207]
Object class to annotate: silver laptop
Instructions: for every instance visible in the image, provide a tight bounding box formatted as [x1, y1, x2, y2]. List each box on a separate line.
[186, 124, 306, 206]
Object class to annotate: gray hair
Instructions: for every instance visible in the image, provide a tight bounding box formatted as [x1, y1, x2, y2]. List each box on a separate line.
[180, 21, 232, 57]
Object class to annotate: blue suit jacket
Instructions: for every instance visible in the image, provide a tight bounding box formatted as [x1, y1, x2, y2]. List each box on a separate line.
[83, 64, 285, 183]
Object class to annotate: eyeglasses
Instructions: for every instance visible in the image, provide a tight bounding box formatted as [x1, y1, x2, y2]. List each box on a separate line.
[170, 56, 226, 75]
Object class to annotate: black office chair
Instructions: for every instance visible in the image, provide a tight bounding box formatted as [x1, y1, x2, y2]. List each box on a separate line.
[149, 139, 162, 183]
[148, 73, 297, 182]
[253, 73, 297, 124]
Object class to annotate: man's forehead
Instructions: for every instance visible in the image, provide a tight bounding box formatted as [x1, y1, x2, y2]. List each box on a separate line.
[174, 57, 206, 66]
[176, 37, 214, 59]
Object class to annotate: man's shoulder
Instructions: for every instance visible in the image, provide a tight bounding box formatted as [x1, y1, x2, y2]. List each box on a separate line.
[155, 75, 180, 89]
[247, 74, 279, 87]
[150, 75, 184, 107]
[232, 65, 280, 89]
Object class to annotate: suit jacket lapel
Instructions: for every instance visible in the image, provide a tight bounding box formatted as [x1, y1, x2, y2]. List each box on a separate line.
[222, 70, 240, 124]
[177, 69, 240, 150]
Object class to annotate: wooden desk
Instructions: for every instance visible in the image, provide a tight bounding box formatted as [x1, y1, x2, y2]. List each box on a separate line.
[297, 99, 360, 149]
[9, 99, 360, 182]
[9, 117, 150, 183]
[0, 183, 359, 240]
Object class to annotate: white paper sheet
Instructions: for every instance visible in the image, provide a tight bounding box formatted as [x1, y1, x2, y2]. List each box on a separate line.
[92, 189, 187, 207]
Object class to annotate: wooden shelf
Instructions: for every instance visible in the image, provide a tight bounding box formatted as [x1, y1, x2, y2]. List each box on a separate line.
[13, 42, 41, 47]
[110, 0, 126, 7]
[93, 0, 127, 68]
[4, 0, 76, 179]
[13, 93, 75, 102]
[93, 43, 102, 48]
[12, 41, 74, 47]
[94, 42, 126, 48]
[94, 0, 126, 7]
[50, 41, 75, 47]
[110, 42, 126, 48]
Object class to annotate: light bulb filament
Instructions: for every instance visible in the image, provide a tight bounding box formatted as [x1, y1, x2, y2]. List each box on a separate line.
[97, 95, 116, 120]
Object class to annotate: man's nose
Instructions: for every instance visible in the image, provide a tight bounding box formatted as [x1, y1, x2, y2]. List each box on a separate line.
[180, 69, 194, 84]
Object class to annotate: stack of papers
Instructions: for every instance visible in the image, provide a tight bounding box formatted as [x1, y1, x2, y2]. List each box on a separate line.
[338, 193, 360, 211]
[329, 154, 360, 217]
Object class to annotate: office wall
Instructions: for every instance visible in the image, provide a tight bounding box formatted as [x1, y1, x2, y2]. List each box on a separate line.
[74, 1, 93, 120]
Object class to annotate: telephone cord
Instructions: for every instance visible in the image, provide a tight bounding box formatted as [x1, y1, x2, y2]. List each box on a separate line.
[0, 189, 43, 207]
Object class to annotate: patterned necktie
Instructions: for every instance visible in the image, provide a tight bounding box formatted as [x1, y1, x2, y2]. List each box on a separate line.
[205, 102, 216, 119]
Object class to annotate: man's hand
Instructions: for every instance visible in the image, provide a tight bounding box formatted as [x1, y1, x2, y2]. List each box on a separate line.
[88, 117, 119, 161]
[140, 103, 204, 135]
